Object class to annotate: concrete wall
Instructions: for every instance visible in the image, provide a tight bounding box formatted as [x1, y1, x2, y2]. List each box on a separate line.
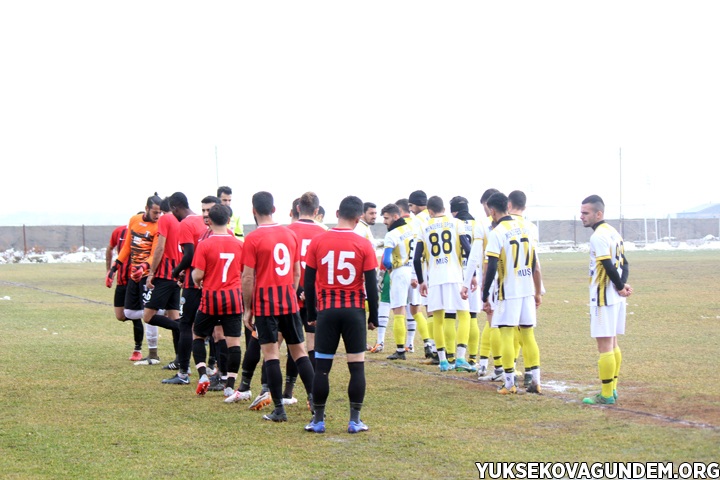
[2, 218, 718, 251]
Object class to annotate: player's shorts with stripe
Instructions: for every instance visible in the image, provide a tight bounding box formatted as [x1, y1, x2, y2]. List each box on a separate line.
[180, 288, 202, 325]
[114, 284, 127, 308]
[194, 311, 242, 338]
[590, 299, 626, 338]
[390, 266, 419, 309]
[255, 312, 305, 346]
[427, 283, 469, 313]
[494, 295, 537, 327]
[124, 278, 146, 311]
[314, 307, 367, 356]
[144, 278, 181, 311]
[299, 307, 315, 334]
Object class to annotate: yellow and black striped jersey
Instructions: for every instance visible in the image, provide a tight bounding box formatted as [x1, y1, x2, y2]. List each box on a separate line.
[485, 216, 535, 300]
[417, 215, 466, 286]
[383, 223, 416, 269]
[589, 222, 625, 307]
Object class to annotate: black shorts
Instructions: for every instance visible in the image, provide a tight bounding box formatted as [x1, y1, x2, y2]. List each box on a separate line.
[255, 312, 305, 346]
[114, 284, 127, 308]
[194, 311, 242, 338]
[314, 307, 367, 356]
[124, 278, 147, 311]
[180, 288, 202, 325]
[144, 278, 181, 311]
[300, 308, 315, 334]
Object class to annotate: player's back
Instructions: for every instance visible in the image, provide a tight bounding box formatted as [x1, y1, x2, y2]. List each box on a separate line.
[589, 222, 625, 307]
[487, 217, 535, 300]
[306, 228, 378, 310]
[384, 223, 415, 269]
[242, 223, 299, 316]
[420, 215, 465, 286]
[194, 234, 244, 315]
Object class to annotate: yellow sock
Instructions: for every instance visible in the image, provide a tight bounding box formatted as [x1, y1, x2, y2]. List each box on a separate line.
[432, 310, 445, 351]
[599, 351, 616, 398]
[479, 321, 491, 357]
[444, 315, 457, 355]
[456, 311, 470, 345]
[519, 327, 540, 368]
[514, 327, 521, 362]
[491, 326, 502, 368]
[468, 315, 480, 357]
[613, 347, 622, 392]
[426, 317, 434, 342]
[500, 327, 515, 372]
[413, 312, 429, 341]
[392, 315, 406, 350]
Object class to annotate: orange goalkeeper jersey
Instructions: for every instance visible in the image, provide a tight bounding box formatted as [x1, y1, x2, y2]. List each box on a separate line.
[116, 213, 159, 278]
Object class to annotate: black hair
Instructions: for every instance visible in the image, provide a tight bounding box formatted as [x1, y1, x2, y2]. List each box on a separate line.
[201, 195, 221, 206]
[208, 204, 231, 226]
[449, 196, 469, 211]
[290, 198, 301, 219]
[480, 188, 500, 204]
[338, 196, 363, 220]
[299, 192, 320, 216]
[381, 203, 400, 217]
[168, 192, 189, 209]
[395, 198, 409, 214]
[146, 193, 162, 209]
[427, 196, 444, 214]
[508, 190, 527, 209]
[363, 202, 376, 213]
[486, 192, 508, 214]
[217, 186, 232, 197]
[582, 195, 605, 213]
[317, 206, 325, 216]
[252, 191, 274, 216]
[160, 197, 171, 213]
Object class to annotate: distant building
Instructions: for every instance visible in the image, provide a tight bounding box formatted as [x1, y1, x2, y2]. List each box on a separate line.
[676, 203, 720, 219]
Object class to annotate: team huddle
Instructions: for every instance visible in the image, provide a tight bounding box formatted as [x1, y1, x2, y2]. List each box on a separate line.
[106, 187, 632, 433]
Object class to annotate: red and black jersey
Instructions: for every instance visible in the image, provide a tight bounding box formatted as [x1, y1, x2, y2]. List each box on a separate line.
[178, 215, 208, 289]
[153, 213, 181, 281]
[287, 219, 327, 308]
[241, 223, 300, 317]
[193, 234, 244, 315]
[306, 228, 378, 311]
[110, 225, 130, 285]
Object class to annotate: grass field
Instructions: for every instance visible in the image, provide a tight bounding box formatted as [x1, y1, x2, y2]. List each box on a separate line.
[1, 250, 719, 479]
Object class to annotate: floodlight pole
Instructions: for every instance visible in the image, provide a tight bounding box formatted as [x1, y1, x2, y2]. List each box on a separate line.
[619, 148, 623, 237]
[215, 146, 219, 188]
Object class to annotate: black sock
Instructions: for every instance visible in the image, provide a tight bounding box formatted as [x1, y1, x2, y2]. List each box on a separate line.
[239, 374, 252, 392]
[308, 350, 316, 370]
[295, 355, 315, 397]
[132, 320, 143, 350]
[171, 327, 179, 358]
[208, 336, 216, 363]
[192, 338, 206, 376]
[348, 362, 365, 423]
[226, 376, 236, 390]
[178, 321, 193, 371]
[312, 358, 332, 423]
[148, 314, 179, 331]
[284, 350, 297, 398]
[217, 339, 228, 376]
[227, 345, 241, 377]
[260, 360, 267, 385]
[265, 359, 283, 408]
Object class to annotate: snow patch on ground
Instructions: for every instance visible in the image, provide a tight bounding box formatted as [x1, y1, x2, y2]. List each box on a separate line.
[1, 247, 105, 264]
[538, 238, 720, 254]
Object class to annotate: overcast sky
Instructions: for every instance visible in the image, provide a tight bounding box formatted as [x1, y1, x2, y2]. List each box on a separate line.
[1, 1, 718, 226]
